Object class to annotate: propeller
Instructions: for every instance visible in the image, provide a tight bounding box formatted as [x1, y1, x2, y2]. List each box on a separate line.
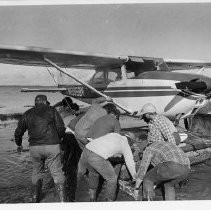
[164, 79, 208, 112]
[164, 91, 189, 112]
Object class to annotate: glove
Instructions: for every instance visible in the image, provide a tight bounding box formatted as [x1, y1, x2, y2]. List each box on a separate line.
[17, 146, 23, 154]
[131, 111, 138, 116]
[105, 96, 113, 102]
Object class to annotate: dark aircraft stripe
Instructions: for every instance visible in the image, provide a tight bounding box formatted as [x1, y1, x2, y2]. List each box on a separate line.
[104, 90, 195, 100]
[63, 84, 196, 100]
[60, 85, 173, 91]
[106, 86, 172, 90]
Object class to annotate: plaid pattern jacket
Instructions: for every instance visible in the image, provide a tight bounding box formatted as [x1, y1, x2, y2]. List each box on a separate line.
[147, 115, 176, 144]
[137, 141, 190, 180]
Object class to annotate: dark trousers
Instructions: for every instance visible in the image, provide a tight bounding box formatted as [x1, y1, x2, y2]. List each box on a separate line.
[61, 133, 82, 173]
[30, 144, 65, 185]
[77, 148, 118, 201]
[61, 133, 82, 201]
[143, 161, 190, 200]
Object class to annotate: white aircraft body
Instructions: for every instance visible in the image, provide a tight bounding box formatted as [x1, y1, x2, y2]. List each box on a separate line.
[1, 45, 211, 121]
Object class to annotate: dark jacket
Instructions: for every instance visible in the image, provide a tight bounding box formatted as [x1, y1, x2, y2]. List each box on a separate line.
[15, 104, 65, 146]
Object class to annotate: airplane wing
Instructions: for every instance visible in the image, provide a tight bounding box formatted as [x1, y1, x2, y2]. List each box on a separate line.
[0, 45, 166, 71]
[0, 45, 129, 69]
[165, 59, 211, 70]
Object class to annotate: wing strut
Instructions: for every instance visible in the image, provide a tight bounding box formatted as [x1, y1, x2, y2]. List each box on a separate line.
[44, 57, 132, 114]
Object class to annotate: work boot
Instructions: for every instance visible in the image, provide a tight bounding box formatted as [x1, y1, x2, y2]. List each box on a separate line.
[31, 179, 43, 203]
[142, 195, 154, 201]
[55, 183, 66, 202]
[104, 198, 114, 202]
[145, 190, 155, 201]
[88, 189, 97, 202]
[164, 183, 176, 200]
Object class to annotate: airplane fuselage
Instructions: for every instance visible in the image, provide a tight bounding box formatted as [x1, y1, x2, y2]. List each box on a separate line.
[58, 69, 211, 120]
[1, 45, 211, 120]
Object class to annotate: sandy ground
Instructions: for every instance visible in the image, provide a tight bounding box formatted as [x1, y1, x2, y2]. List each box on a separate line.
[0, 149, 211, 203]
[1, 122, 211, 203]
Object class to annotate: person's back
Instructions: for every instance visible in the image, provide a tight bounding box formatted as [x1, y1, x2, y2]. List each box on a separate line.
[75, 103, 107, 138]
[136, 141, 190, 201]
[14, 95, 66, 202]
[86, 132, 136, 176]
[138, 103, 179, 145]
[78, 132, 136, 201]
[15, 104, 65, 146]
[85, 132, 136, 183]
[148, 114, 178, 144]
[87, 113, 121, 139]
[162, 115, 181, 145]
[146, 141, 190, 167]
[163, 116, 177, 133]
[86, 133, 126, 158]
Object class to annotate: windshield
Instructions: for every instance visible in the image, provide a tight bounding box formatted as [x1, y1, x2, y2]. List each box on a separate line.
[91, 69, 122, 85]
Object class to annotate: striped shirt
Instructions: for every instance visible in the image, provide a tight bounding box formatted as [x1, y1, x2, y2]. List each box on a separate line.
[137, 141, 190, 180]
[147, 115, 176, 144]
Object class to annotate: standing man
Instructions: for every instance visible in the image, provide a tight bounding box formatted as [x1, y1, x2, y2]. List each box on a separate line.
[135, 141, 190, 200]
[15, 95, 66, 202]
[77, 132, 137, 202]
[138, 103, 180, 145]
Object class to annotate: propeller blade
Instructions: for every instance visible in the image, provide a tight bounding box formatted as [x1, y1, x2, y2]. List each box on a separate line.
[165, 79, 208, 112]
[164, 93, 184, 112]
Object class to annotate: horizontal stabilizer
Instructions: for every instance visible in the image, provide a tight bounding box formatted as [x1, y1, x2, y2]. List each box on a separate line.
[21, 87, 67, 93]
[165, 59, 211, 70]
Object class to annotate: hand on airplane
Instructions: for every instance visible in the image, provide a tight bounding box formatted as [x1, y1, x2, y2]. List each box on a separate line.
[131, 111, 142, 118]
[131, 111, 138, 116]
[105, 96, 113, 102]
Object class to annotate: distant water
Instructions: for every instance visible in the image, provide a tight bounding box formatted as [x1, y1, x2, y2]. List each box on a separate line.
[0, 86, 64, 152]
[0, 86, 64, 115]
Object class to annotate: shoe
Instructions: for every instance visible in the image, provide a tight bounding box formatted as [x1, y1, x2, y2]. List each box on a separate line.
[104, 198, 114, 202]
[55, 183, 66, 202]
[31, 179, 42, 203]
[89, 189, 97, 202]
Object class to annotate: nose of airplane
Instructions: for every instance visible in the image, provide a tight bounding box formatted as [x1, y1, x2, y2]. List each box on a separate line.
[175, 79, 207, 94]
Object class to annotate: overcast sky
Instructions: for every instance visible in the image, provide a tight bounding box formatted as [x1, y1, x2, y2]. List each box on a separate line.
[1, 1, 211, 85]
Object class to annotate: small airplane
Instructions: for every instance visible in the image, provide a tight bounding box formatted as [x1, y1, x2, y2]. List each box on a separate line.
[1, 45, 211, 122]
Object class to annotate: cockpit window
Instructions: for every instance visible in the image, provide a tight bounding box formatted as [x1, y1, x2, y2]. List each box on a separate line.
[92, 69, 122, 84]
[126, 71, 135, 79]
[91, 71, 105, 84]
[107, 70, 122, 82]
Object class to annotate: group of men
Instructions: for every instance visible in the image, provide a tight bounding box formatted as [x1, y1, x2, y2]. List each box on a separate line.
[14, 94, 190, 202]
